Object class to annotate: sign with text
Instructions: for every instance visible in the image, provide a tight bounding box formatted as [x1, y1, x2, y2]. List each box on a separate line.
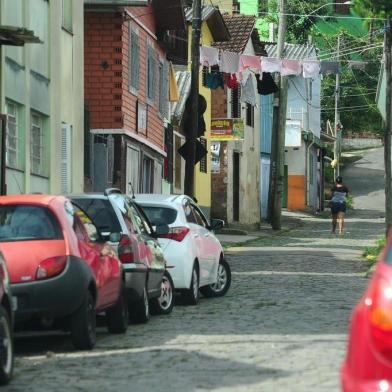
[211, 118, 244, 141]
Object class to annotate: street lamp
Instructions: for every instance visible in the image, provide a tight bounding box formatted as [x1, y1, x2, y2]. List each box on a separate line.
[307, 1, 352, 16]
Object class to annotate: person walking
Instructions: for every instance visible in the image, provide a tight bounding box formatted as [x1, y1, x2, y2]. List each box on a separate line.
[330, 176, 349, 235]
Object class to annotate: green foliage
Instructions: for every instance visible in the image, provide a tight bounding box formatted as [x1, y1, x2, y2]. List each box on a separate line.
[363, 237, 386, 263]
[353, 0, 392, 15]
[346, 193, 354, 209]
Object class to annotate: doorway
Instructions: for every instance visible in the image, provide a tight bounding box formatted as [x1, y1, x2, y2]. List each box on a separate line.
[233, 152, 240, 221]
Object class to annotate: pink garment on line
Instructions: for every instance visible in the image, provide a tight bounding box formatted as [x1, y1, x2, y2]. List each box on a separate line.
[220, 51, 240, 74]
[260, 57, 282, 73]
[281, 59, 302, 76]
[302, 60, 320, 78]
[239, 54, 262, 72]
[200, 46, 219, 67]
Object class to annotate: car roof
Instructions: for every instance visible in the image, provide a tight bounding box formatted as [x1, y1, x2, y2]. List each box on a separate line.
[0, 194, 64, 206]
[134, 193, 189, 206]
[69, 193, 109, 200]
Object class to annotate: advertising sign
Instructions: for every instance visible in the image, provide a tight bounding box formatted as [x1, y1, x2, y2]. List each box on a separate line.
[211, 118, 244, 141]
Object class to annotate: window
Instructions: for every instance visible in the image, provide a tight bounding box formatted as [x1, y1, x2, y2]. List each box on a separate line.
[5, 101, 19, 169]
[127, 146, 140, 194]
[141, 206, 178, 226]
[129, 26, 140, 91]
[62, 0, 73, 32]
[142, 155, 154, 193]
[73, 205, 100, 243]
[246, 103, 254, 127]
[30, 112, 46, 176]
[0, 205, 62, 242]
[147, 44, 156, 102]
[231, 87, 241, 118]
[191, 204, 208, 228]
[159, 60, 169, 117]
[60, 123, 72, 194]
[199, 137, 207, 173]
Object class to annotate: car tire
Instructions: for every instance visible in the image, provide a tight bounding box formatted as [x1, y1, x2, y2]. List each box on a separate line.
[200, 258, 231, 298]
[130, 285, 150, 324]
[70, 291, 96, 350]
[183, 264, 199, 305]
[0, 305, 13, 386]
[106, 285, 129, 334]
[150, 271, 175, 315]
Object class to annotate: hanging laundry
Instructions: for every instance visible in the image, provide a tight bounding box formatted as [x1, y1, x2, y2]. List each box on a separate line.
[169, 62, 179, 102]
[302, 60, 320, 78]
[220, 51, 240, 74]
[347, 60, 367, 70]
[281, 59, 302, 76]
[261, 57, 282, 73]
[320, 61, 340, 75]
[239, 54, 262, 72]
[205, 72, 224, 90]
[224, 73, 238, 89]
[256, 73, 278, 96]
[240, 74, 256, 106]
[200, 46, 219, 67]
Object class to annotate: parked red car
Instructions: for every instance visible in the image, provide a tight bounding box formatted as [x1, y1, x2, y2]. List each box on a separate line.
[342, 241, 392, 391]
[0, 195, 128, 350]
[0, 251, 13, 385]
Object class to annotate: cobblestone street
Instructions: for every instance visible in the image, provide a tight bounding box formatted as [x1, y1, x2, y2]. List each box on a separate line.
[4, 206, 384, 392]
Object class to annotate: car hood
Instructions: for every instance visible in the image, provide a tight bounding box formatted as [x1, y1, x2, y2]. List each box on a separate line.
[0, 240, 66, 283]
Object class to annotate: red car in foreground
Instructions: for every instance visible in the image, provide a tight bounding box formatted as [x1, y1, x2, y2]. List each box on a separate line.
[342, 242, 392, 391]
[0, 195, 128, 350]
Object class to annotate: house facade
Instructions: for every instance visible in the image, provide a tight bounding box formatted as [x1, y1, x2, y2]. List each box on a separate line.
[84, 1, 185, 194]
[1, 0, 84, 195]
[210, 15, 265, 228]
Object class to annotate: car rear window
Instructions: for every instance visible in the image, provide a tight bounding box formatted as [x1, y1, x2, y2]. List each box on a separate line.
[0, 205, 62, 242]
[72, 198, 121, 233]
[141, 206, 177, 226]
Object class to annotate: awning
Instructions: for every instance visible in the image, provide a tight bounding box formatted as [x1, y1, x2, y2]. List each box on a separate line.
[0, 25, 42, 46]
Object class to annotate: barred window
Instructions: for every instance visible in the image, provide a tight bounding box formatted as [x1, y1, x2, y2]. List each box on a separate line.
[129, 26, 140, 91]
[31, 112, 46, 176]
[5, 101, 19, 169]
[199, 137, 207, 173]
[231, 87, 241, 118]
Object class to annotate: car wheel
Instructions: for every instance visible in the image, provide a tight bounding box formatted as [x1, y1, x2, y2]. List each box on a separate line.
[183, 264, 199, 305]
[0, 305, 13, 386]
[70, 291, 96, 350]
[200, 259, 231, 298]
[150, 271, 175, 315]
[130, 285, 150, 324]
[106, 285, 129, 334]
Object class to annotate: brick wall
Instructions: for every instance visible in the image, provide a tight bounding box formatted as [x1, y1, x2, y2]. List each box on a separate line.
[211, 87, 228, 221]
[85, 7, 165, 151]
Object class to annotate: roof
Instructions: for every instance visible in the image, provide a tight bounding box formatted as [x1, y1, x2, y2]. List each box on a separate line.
[251, 30, 267, 57]
[171, 71, 191, 122]
[152, 0, 186, 31]
[0, 26, 42, 46]
[185, 6, 230, 42]
[212, 14, 256, 54]
[134, 193, 187, 206]
[265, 43, 319, 60]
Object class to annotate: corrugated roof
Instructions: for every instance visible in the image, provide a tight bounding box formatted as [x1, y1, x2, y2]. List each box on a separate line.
[185, 5, 216, 22]
[171, 71, 191, 121]
[265, 43, 318, 60]
[213, 14, 255, 54]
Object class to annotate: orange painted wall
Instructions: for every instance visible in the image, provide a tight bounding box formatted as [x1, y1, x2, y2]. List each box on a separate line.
[288, 175, 305, 210]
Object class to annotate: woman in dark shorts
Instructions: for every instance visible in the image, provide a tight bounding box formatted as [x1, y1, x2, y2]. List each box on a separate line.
[330, 176, 349, 234]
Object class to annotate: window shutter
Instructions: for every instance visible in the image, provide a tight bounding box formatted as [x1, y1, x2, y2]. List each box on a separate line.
[129, 27, 139, 90]
[147, 45, 156, 101]
[231, 87, 241, 118]
[60, 123, 72, 194]
[160, 60, 169, 117]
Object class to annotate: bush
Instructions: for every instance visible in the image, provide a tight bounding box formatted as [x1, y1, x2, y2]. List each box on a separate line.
[363, 237, 386, 263]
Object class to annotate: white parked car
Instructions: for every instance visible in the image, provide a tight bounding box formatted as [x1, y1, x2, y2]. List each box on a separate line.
[134, 194, 231, 305]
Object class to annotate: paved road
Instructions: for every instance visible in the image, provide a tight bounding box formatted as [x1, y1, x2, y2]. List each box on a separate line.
[5, 148, 386, 391]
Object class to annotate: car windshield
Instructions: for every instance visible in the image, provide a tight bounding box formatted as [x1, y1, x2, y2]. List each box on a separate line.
[71, 197, 121, 233]
[0, 205, 63, 242]
[141, 206, 177, 226]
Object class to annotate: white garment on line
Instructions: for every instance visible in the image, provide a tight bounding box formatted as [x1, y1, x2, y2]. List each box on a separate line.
[200, 46, 220, 67]
[220, 51, 240, 74]
[261, 57, 282, 73]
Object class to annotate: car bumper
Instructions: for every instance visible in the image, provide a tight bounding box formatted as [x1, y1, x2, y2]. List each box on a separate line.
[122, 263, 147, 303]
[11, 256, 92, 322]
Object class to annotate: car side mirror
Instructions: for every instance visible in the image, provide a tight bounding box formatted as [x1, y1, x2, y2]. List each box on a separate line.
[154, 224, 170, 237]
[210, 218, 224, 231]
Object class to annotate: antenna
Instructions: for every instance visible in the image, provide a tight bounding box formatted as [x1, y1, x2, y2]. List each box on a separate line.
[128, 181, 135, 199]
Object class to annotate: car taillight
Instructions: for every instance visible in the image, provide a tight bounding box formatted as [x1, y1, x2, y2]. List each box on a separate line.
[36, 256, 67, 280]
[118, 234, 134, 263]
[160, 227, 190, 242]
[368, 276, 392, 360]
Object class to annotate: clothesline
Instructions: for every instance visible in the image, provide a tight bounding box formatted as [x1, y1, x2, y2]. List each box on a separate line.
[200, 45, 375, 78]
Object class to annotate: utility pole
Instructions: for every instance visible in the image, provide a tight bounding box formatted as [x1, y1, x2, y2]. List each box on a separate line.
[384, 16, 392, 235]
[333, 34, 341, 179]
[268, 0, 287, 230]
[184, 0, 202, 197]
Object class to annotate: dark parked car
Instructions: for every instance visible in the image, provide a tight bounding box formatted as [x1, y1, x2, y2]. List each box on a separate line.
[0, 251, 14, 385]
[70, 189, 174, 323]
